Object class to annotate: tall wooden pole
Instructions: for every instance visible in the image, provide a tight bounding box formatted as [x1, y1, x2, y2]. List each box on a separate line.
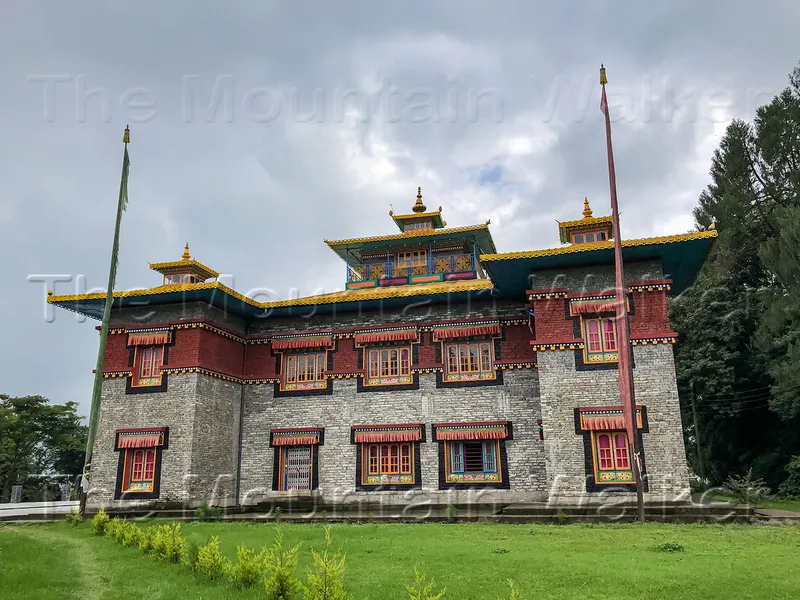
[600, 66, 645, 521]
[79, 126, 131, 517]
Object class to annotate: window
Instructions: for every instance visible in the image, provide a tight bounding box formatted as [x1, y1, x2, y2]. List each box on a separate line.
[396, 250, 427, 269]
[133, 345, 164, 387]
[444, 341, 495, 381]
[365, 346, 412, 386]
[122, 448, 157, 493]
[444, 440, 501, 483]
[583, 317, 618, 363]
[362, 443, 414, 485]
[277, 445, 313, 491]
[592, 431, 633, 484]
[404, 221, 432, 231]
[164, 274, 201, 285]
[572, 230, 608, 244]
[283, 352, 327, 390]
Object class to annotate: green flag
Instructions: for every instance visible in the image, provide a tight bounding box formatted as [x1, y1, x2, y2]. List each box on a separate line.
[80, 126, 131, 515]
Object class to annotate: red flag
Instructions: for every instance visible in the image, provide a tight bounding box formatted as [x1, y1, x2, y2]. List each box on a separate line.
[600, 85, 608, 116]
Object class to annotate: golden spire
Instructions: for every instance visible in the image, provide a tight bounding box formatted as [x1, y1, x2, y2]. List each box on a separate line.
[583, 197, 593, 218]
[182, 243, 191, 260]
[123, 124, 130, 144]
[600, 64, 608, 85]
[412, 186, 427, 213]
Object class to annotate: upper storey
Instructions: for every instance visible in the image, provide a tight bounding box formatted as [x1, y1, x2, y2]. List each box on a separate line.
[324, 188, 497, 291]
[149, 243, 219, 285]
[557, 198, 613, 245]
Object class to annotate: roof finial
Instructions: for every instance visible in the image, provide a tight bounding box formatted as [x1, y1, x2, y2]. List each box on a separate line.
[123, 124, 130, 144]
[600, 64, 607, 85]
[182, 243, 191, 260]
[412, 186, 427, 213]
[583, 197, 593, 218]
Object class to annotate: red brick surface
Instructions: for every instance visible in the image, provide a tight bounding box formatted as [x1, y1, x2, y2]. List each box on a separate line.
[103, 334, 131, 371]
[497, 323, 535, 362]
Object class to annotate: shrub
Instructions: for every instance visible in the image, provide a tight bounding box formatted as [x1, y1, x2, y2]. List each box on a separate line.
[723, 468, 770, 505]
[263, 528, 301, 600]
[196, 536, 232, 581]
[91, 509, 110, 536]
[122, 522, 146, 548]
[155, 522, 184, 563]
[444, 504, 458, 523]
[274, 506, 282, 524]
[195, 501, 223, 521]
[230, 544, 268, 589]
[105, 517, 122, 539]
[652, 542, 685, 553]
[182, 536, 202, 571]
[778, 456, 800, 499]
[64, 508, 82, 527]
[139, 527, 155, 553]
[303, 526, 349, 600]
[405, 568, 446, 600]
[111, 519, 129, 543]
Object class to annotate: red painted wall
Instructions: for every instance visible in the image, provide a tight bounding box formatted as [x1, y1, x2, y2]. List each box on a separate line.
[497, 323, 535, 363]
[103, 334, 131, 371]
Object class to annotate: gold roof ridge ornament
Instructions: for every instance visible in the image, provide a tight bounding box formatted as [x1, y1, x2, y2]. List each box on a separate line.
[412, 186, 427, 213]
[182, 242, 191, 260]
[583, 197, 593, 218]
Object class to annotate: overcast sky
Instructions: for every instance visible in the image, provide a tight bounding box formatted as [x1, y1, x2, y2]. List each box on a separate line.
[1, 1, 798, 416]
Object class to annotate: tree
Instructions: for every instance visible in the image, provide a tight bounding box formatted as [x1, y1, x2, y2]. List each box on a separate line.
[0, 394, 87, 502]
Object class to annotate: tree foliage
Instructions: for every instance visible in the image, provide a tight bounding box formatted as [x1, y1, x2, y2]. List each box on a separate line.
[0, 394, 86, 502]
[671, 62, 800, 492]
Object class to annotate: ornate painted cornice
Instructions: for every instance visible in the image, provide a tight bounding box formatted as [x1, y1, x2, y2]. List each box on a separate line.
[324, 223, 489, 248]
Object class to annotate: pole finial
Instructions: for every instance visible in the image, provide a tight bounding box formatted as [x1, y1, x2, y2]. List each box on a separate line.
[182, 243, 191, 260]
[123, 124, 130, 144]
[583, 197, 593, 218]
[600, 64, 608, 85]
[412, 186, 427, 213]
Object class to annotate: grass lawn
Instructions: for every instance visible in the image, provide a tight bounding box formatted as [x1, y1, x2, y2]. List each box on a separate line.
[1, 521, 799, 599]
[704, 492, 800, 513]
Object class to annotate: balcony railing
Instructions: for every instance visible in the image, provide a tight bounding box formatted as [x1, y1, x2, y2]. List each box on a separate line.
[349, 253, 476, 283]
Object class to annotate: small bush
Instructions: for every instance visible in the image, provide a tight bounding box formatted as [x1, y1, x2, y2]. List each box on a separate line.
[195, 501, 223, 521]
[111, 519, 129, 543]
[182, 536, 202, 571]
[498, 580, 521, 600]
[723, 468, 770, 505]
[64, 508, 82, 527]
[155, 522, 184, 563]
[122, 522, 146, 548]
[405, 568, 446, 600]
[231, 544, 268, 589]
[105, 517, 122, 539]
[91, 509, 110, 536]
[274, 506, 282, 524]
[444, 504, 458, 523]
[196, 536, 232, 581]
[652, 542, 685, 553]
[139, 527, 155, 553]
[556, 509, 568, 525]
[491, 547, 510, 554]
[303, 526, 349, 600]
[262, 529, 301, 600]
[778, 456, 800, 499]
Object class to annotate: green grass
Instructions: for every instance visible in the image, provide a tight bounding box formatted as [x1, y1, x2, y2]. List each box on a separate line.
[1, 521, 799, 599]
[704, 492, 800, 513]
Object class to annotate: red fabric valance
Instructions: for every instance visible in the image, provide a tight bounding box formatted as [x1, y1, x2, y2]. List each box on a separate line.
[272, 435, 320, 446]
[271, 336, 332, 350]
[352, 425, 422, 443]
[570, 301, 617, 315]
[433, 324, 501, 341]
[118, 434, 162, 448]
[128, 331, 170, 346]
[435, 427, 508, 440]
[578, 407, 643, 431]
[581, 416, 625, 431]
[354, 329, 417, 344]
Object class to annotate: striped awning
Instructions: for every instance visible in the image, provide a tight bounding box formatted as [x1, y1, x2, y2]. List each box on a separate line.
[116, 428, 166, 448]
[433, 421, 510, 441]
[270, 428, 323, 446]
[352, 424, 423, 443]
[271, 336, 332, 350]
[578, 406, 643, 431]
[354, 328, 417, 344]
[127, 331, 170, 346]
[432, 323, 501, 341]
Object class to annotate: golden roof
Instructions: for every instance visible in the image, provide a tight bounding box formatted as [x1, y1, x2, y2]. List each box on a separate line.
[481, 230, 718, 262]
[47, 277, 494, 311]
[149, 243, 219, 279]
[325, 222, 490, 248]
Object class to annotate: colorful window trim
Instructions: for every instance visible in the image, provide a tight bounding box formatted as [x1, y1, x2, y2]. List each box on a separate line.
[572, 230, 608, 244]
[164, 273, 203, 285]
[365, 346, 412, 386]
[444, 341, 495, 381]
[277, 445, 314, 491]
[282, 351, 327, 391]
[133, 345, 164, 387]
[582, 317, 618, 363]
[362, 443, 415, 485]
[397, 249, 428, 267]
[121, 448, 157, 493]
[591, 431, 634, 484]
[404, 221, 432, 231]
[444, 440, 501, 483]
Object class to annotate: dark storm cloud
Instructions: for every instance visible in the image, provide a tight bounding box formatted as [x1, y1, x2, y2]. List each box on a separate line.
[1, 0, 797, 415]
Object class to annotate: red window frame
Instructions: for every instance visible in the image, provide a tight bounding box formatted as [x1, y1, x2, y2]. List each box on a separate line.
[364, 443, 412, 476]
[282, 352, 326, 389]
[583, 317, 618, 363]
[122, 448, 157, 492]
[133, 345, 164, 387]
[365, 346, 412, 385]
[444, 341, 494, 381]
[592, 431, 632, 479]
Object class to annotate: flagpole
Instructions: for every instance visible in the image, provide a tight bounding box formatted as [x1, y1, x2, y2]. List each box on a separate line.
[79, 125, 131, 517]
[599, 66, 645, 522]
